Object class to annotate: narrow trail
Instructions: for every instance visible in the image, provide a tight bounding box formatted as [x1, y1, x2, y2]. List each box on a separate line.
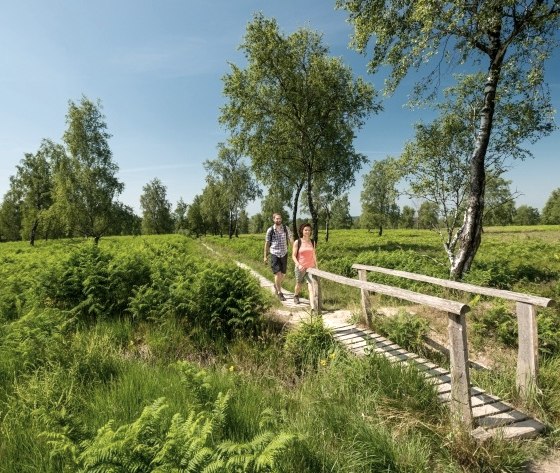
[202, 241, 354, 329]
[234, 259, 354, 329]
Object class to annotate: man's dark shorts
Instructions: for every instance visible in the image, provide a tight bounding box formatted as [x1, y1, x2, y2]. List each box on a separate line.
[270, 254, 288, 274]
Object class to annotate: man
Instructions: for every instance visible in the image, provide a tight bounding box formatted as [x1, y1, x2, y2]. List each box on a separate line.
[263, 213, 293, 301]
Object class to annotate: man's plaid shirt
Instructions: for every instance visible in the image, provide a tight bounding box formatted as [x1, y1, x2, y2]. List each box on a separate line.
[266, 225, 291, 257]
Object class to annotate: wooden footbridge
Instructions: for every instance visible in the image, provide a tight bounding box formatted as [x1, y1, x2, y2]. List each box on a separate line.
[236, 256, 555, 441]
[308, 264, 554, 440]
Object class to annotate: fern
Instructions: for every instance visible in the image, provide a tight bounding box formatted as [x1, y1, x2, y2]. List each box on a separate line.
[44, 391, 297, 473]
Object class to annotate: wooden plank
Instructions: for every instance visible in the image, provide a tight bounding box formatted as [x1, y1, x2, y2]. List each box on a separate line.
[478, 419, 546, 440]
[358, 268, 372, 325]
[476, 410, 529, 428]
[472, 401, 513, 418]
[307, 268, 469, 316]
[310, 274, 321, 313]
[517, 301, 539, 399]
[427, 374, 451, 385]
[335, 333, 367, 342]
[341, 339, 368, 349]
[448, 311, 473, 428]
[351, 264, 555, 308]
[331, 321, 546, 440]
[435, 382, 452, 394]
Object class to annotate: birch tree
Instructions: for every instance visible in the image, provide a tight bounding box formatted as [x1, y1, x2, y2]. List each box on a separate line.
[220, 13, 378, 242]
[54, 96, 124, 244]
[338, 0, 558, 278]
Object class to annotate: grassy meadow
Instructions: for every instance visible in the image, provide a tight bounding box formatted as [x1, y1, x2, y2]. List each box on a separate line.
[0, 228, 559, 472]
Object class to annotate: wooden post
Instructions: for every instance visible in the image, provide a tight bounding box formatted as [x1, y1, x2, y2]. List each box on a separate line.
[358, 268, 372, 325]
[516, 302, 538, 398]
[447, 311, 473, 430]
[311, 274, 321, 315]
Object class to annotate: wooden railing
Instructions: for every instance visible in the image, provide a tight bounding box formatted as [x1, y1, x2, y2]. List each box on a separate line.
[351, 264, 556, 400]
[306, 267, 473, 429]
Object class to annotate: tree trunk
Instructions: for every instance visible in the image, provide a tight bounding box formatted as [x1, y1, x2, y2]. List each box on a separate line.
[29, 219, 38, 246]
[228, 209, 234, 239]
[378, 225, 383, 237]
[306, 176, 319, 244]
[450, 45, 504, 280]
[292, 181, 304, 238]
[325, 218, 330, 242]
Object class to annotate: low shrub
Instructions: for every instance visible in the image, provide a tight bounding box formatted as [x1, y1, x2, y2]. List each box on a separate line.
[372, 310, 430, 354]
[471, 302, 518, 347]
[188, 262, 270, 339]
[284, 317, 339, 374]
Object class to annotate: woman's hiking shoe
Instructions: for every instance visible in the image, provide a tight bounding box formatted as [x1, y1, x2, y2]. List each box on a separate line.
[278, 292, 286, 301]
[293, 295, 300, 304]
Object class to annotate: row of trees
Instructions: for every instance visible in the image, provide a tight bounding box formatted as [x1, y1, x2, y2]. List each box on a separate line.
[0, 97, 136, 245]
[2, 3, 559, 281]
[361, 158, 560, 235]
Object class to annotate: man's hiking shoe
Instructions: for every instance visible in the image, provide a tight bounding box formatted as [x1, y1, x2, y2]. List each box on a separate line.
[278, 292, 286, 301]
[293, 295, 300, 304]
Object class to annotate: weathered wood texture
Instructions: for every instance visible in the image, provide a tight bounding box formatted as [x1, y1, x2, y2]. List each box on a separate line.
[351, 264, 556, 400]
[307, 268, 469, 316]
[306, 267, 474, 432]
[330, 323, 545, 440]
[448, 311, 473, 429]
[351, 264, 555, 307]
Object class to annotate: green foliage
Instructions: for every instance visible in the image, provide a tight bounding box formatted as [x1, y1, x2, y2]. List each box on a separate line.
[284, 317, 339, 373]
[542, 188, 560, 224]
[221, 12, 378, 234]
[0, 308, 72, 386]
[140, 178, 174, 235]
[471, 303, 518, 347]
[54, 96, 124, 243]
[513, 205, 541, 226]
[42, 243, 112, 319]
[1, 231, 559, 472]
[46, 389, 296, 472]
[536, 308, 560, 357]
[360, 157, 400, 233]
[189, 262, 269, 339]
[373, 311, 430, 353]
[106, 251, 152, 315]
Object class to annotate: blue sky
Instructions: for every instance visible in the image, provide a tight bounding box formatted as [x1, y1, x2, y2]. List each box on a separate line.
[1, 0, 558, 217]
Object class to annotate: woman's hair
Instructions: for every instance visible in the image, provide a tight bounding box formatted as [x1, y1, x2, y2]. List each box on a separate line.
[298, 222, 312, 237]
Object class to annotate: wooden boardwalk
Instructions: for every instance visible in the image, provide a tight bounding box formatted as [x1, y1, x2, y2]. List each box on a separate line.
[328, 323, 546, 440]
[234, 258, 546, 440]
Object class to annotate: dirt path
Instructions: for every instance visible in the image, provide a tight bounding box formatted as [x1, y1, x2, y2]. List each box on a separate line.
[234, 260, 354, 328]
[527, 451, 560, 473]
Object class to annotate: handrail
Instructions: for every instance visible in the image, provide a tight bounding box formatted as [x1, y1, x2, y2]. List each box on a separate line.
[351, 263, 556, 400]
[351, 264, 555, 308]
[307, 268, 469, 315]
[306, 266, 473, 429]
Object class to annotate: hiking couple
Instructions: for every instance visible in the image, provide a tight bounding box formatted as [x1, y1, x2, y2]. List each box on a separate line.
[263, 213, 317, 306]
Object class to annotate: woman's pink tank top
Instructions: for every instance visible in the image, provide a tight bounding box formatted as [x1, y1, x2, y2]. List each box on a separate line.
[297, 239, 315, 269]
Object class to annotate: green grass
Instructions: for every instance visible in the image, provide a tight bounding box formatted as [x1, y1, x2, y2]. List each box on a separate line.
[0, 231, 559, 471]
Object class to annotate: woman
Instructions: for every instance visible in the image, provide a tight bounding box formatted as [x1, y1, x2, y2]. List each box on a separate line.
[292, 222, 318, 306]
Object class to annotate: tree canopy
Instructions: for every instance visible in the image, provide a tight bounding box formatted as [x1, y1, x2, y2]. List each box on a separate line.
[204, 144, 261, 238]
[361, 158, 400, 236]
[220, 13, 379, 241]
[542, 188, 560, 225]
[140, 178, 174, 235]
[53, 96, 124, 244]
[338, 0, 559, 278]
